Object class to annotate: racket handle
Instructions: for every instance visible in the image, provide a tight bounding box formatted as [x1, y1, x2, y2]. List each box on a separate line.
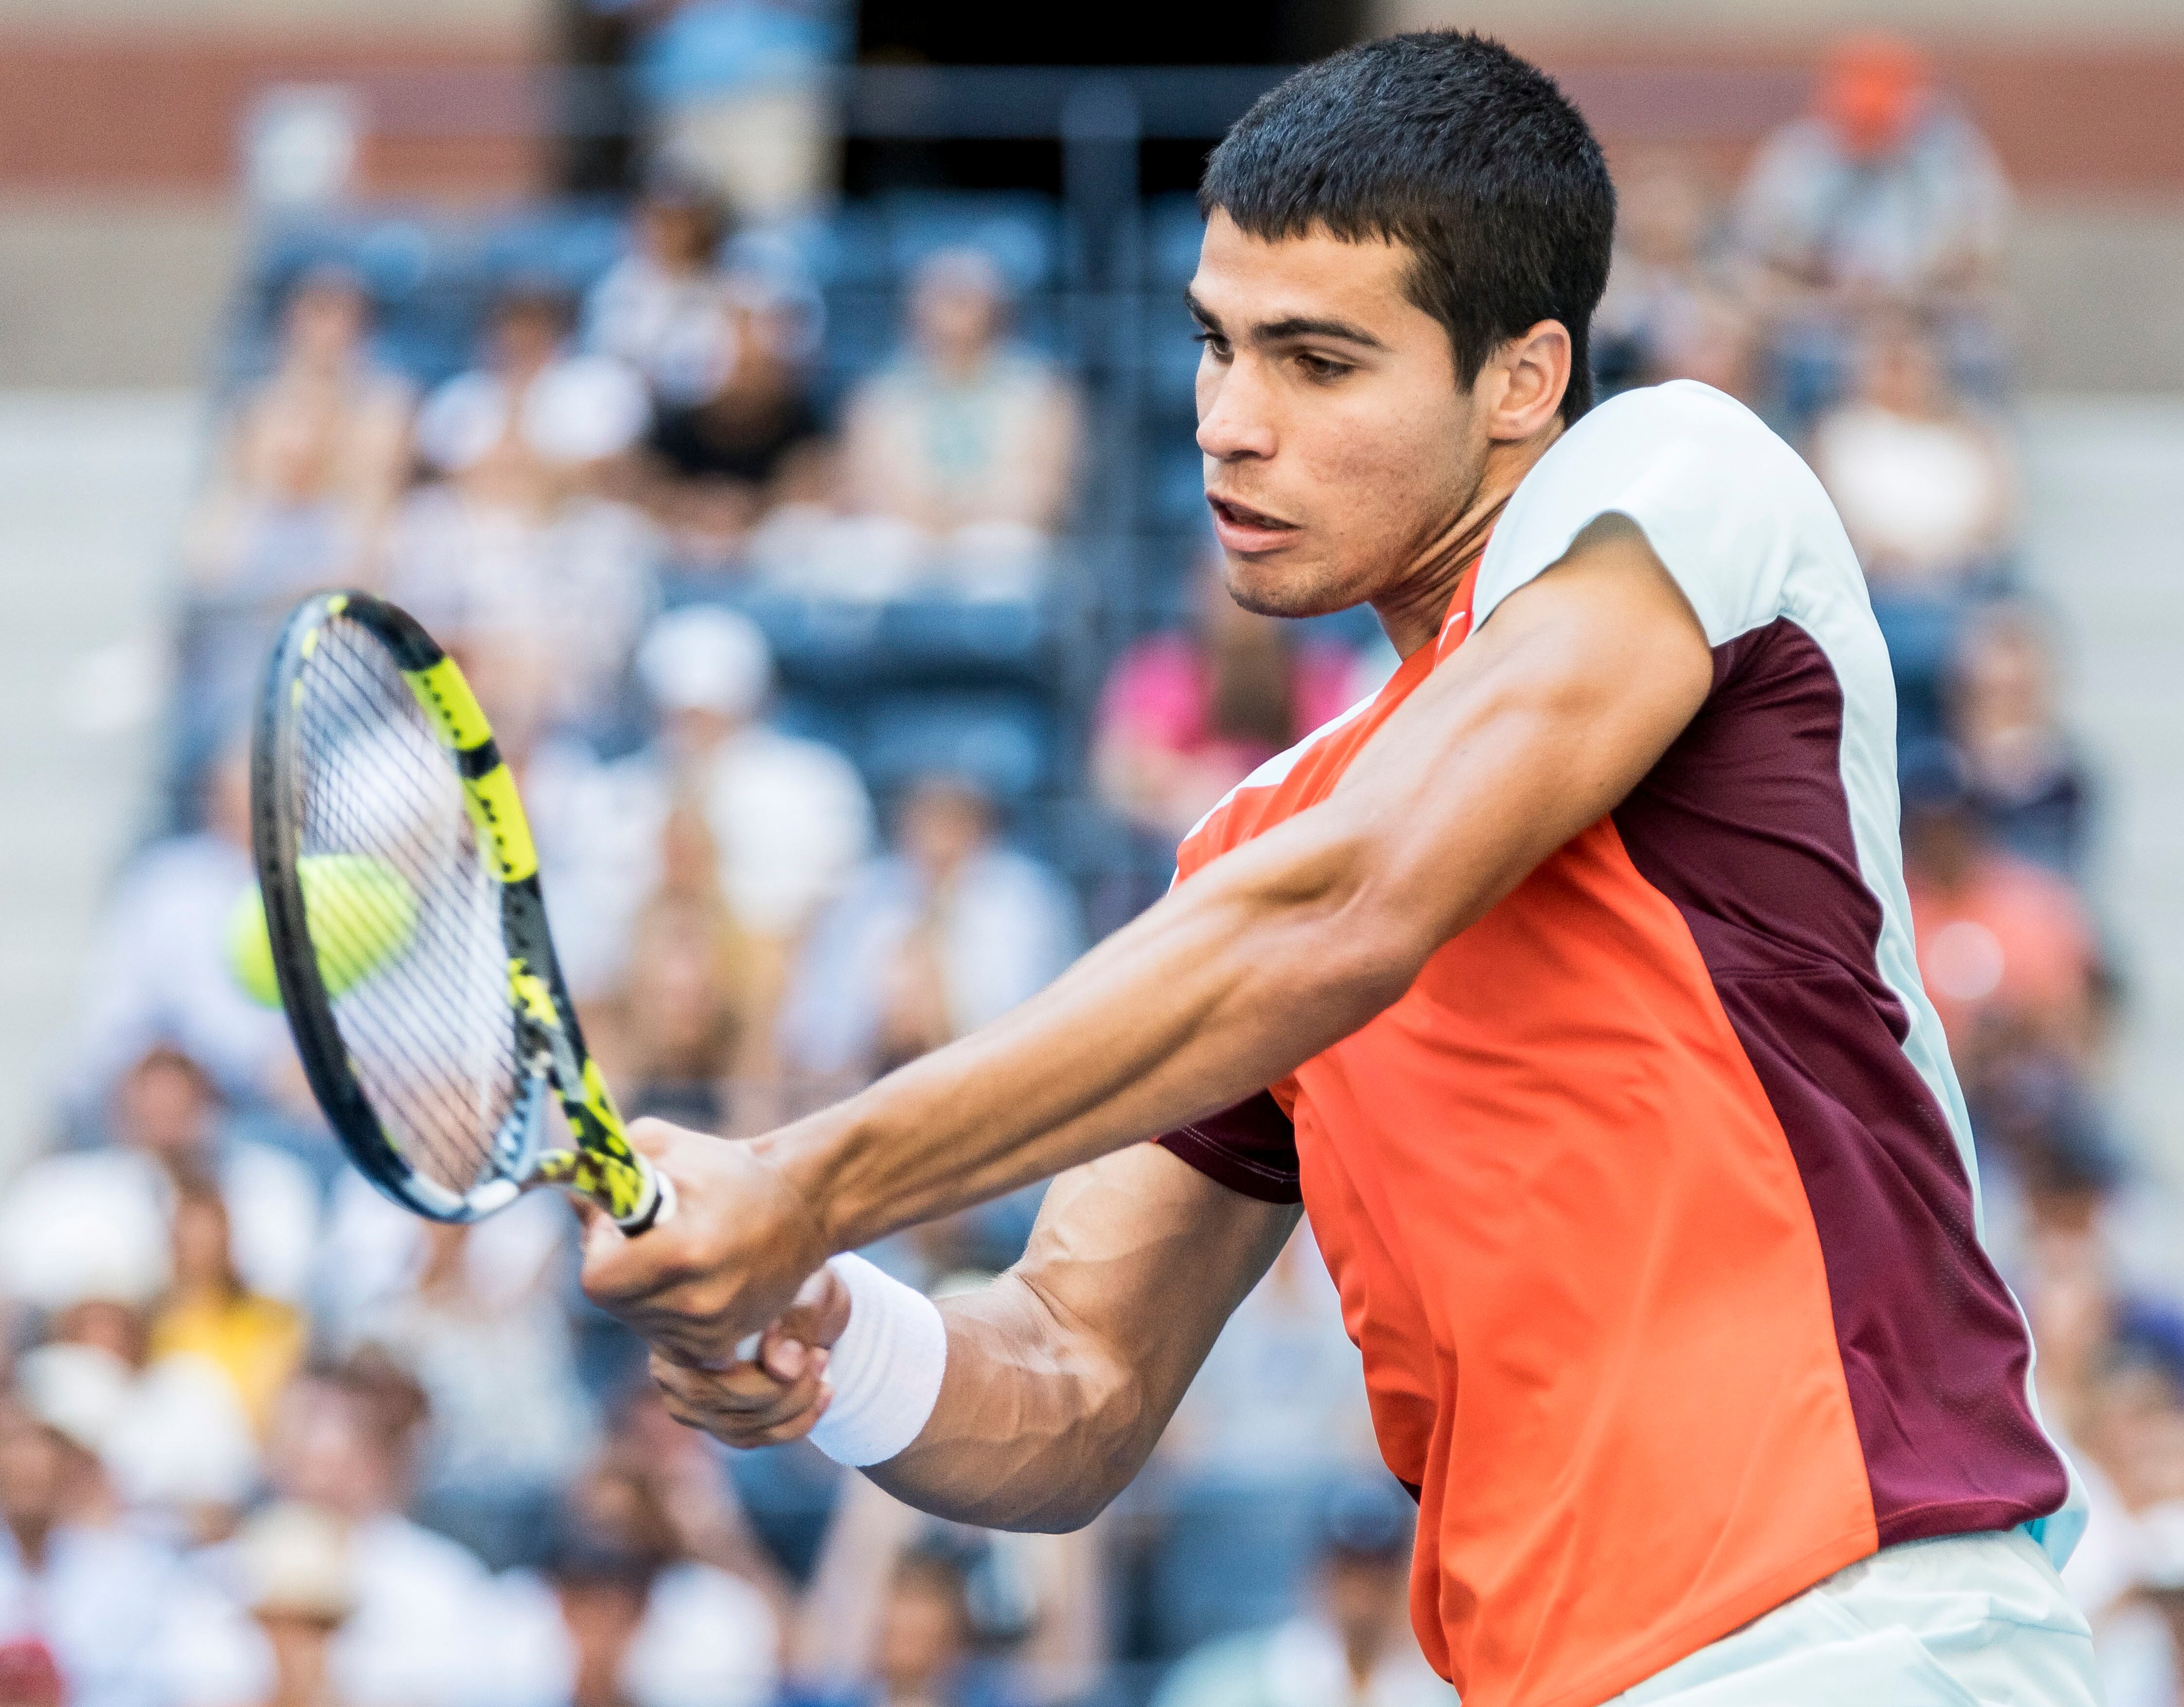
[626, 1157, 675, 1233]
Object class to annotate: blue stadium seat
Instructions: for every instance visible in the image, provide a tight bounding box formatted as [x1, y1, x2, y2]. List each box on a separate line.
[876, 189, 1061, 295]
[859, 691, 1058, 804]
[1145, 192, 1208, 287]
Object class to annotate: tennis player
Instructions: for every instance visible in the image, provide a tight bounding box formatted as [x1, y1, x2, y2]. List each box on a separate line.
[582, 33, 2098, 1707]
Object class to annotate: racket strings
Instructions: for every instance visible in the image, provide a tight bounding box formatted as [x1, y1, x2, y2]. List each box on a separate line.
[290, 616, 525, 1198]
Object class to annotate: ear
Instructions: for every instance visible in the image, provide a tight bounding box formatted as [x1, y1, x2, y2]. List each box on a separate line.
[1478, 319, 1572, 443]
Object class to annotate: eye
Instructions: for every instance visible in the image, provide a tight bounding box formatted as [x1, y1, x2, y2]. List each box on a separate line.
[1192, 330, 1232, 360]
[1296, 352, 1350, 381]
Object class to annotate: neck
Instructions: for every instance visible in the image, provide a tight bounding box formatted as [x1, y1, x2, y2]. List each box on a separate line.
[1342, 1622, 1388, 1688]
[8, 1512, 51, 1570]
[1371, 420, 1563, 658]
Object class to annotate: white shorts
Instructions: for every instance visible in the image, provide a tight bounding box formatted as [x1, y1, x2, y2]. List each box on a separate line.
[1612, 1529, 2101, 1706]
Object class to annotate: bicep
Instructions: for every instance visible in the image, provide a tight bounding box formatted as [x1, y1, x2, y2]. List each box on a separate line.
[1334, 514, 1714, 951]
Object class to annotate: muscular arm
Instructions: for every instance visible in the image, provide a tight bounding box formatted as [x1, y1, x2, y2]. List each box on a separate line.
[872, 1145, 1296, 1529]
[652, 1143, 1299, 1530]
[585, 517, 1711, 1366]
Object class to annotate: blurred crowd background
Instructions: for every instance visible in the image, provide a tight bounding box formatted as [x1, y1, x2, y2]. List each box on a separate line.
[3, 1, 2184, 1705]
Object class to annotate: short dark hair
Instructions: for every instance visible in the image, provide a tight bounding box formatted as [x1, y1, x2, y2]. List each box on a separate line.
[1201, 31, 1615, 421]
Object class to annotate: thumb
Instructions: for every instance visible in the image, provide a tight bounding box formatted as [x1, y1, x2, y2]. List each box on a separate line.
[761, 1264, 852, 1381]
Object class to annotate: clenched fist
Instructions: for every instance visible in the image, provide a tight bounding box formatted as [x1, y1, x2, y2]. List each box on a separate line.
[580, 1117, 835, 1371]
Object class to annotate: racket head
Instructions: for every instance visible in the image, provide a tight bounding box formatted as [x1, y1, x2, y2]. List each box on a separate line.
[251, 591, 657, 1228]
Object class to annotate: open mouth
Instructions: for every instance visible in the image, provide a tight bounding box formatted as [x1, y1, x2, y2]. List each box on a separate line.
[1206, 493, 1298, 548]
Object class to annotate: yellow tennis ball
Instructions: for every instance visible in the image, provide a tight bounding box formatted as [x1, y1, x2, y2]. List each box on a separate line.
[226, 855, 419, 1007]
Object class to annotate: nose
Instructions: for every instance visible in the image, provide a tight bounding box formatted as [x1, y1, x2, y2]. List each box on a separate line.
[1196, 355, 1276, 464]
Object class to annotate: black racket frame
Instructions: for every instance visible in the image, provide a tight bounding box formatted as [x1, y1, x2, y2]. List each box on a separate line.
[251, 590, 668, 1232]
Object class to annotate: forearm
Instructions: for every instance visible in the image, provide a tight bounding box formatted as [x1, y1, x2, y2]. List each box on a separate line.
[863, 1270, 1148, 1530]
[862, 1149, 1300, 1531]
[760, 810, 1405, 1256]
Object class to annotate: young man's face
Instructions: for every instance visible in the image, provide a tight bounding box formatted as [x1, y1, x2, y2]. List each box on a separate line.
[1190, 210, 1490, 619]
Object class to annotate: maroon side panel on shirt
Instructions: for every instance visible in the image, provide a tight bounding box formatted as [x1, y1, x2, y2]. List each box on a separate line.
[1156, 1091, 1302, 1204]
[1613, 618, 2069, 1543]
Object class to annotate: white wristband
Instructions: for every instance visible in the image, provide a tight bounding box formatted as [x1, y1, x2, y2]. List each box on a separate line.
[806, 1254, 947, 1468]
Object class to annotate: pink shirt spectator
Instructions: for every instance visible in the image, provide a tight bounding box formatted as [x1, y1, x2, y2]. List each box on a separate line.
[1096, 633, 1363, 841]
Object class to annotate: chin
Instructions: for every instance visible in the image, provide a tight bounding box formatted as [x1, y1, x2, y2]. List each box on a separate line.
[1223, 553, 1370, 621]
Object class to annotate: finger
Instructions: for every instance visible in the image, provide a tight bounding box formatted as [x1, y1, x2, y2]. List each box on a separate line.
[742, 1396, 833, 1448]
[624, 1116, 691, 1161]
[650, 1350, 822, 1419]
[774, 1265, 852, 1352]
[652, 1359, 827, 1436]
[762, 1335, 806, 1381]
[665, 1384, 833, 1451]
[578, 1205, 641, 1304]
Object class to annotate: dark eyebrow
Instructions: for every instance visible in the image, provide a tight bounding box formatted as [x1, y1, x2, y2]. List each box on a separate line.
[1254, 315, 1389, 350]
[1181, 287, 1387, 352]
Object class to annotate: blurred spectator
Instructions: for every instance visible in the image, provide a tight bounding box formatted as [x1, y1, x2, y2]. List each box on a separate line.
[1735, 34, 2011, 421]
[64, 745, 297, 1112]
[798, 248, 1078, 599]
[793, 1489, 1103, 1707]
[1899, 743, 2106, 1080]
[23, 1299, 257, 1539]
[0, 1373, 243, 1707]
[587, 1382, 793, 1607]
[640, 268, 830, 570]
[1591, 152, 1756, 402]
[494, 1487, 780, 1707]
[3, 1045, 319, 1313]
[1161, 1227, 1380, 1483]
[791, 1542, 1006, 1707]
[1096, 557, 1369, 844]
[2112, 1504, 2184, 1707]
[1143, 1230, 1385, 1658]
[1808, 313, 2014, 594]
[259, 1358, 505, 1707]
[384, 491, 657, 732]
[391, 294, 658, 731]
[183, 268, 412, 598]
[230, 1502, 358, 1707]
[1739, 36, 2010, 305]
[549, 607, 872, 1000]
[635, 0, 844, 222]
[149, 1179, 308, 1437]
[1151, 1480, 1450, 1707]
[346, 1201, 594, 1568]
[585, 174, 737, 407]
[779, 775, 1081, 1083]
[592, 871, 774, 1133]
[415, 285, 650, 514]
[1948, 603, 2094, 876]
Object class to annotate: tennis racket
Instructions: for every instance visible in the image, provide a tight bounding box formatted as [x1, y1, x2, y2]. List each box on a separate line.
[250, 590, 673, 1234]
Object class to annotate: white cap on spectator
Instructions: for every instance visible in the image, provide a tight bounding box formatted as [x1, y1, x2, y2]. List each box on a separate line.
[637, 607, 773, 719]
[15, 1343, 130, 1457]
[0, 1172, 169, 1312]
[236, 1501, 357, 1622]
[2138, 1499, 2184, 1590]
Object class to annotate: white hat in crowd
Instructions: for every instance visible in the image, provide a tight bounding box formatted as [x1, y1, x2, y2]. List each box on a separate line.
[2139, 1499, 2184, 1592]
[0, 1164, 169, 1312]
[637, 606, 774, 721]
[15, 1342, 131, 1456]
[236, 1501, 358, 1623]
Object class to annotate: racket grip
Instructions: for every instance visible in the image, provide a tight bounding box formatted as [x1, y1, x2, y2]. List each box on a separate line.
[614, 1153, 676, 1236]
